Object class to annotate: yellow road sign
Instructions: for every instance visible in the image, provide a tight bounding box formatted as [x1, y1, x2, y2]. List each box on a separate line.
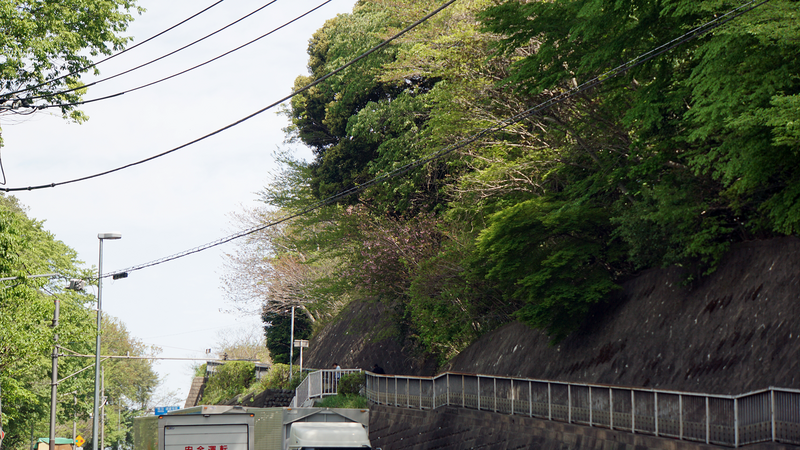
[75, 435, 85, 447]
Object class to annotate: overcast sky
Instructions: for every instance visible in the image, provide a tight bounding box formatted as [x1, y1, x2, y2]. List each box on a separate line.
[2, 0, 359, 406]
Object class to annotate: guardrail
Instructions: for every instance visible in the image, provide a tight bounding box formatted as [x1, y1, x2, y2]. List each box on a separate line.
[292, 368, 362, 407]
[365, 372, 800, 448]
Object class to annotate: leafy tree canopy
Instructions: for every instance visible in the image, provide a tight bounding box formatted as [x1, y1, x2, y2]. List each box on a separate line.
[232, 0, 800, 363]
[0, 195, 157, 450]
[0, 0, 142, 123]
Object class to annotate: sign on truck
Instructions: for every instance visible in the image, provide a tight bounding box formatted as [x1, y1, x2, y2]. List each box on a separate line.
[134, 405, 372, 450]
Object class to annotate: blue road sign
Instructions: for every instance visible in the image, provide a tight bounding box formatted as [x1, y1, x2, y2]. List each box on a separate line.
[154, 406, 180, 415]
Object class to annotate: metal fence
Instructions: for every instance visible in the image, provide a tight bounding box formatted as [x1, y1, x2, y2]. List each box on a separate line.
[365, 372, 800, 448]
[292, 368, 362, 407]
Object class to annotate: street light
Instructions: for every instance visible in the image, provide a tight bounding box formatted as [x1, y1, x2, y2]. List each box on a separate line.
[93, 232, 121, 450]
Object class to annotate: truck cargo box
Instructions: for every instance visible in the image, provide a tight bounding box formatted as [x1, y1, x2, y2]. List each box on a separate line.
[134, 405, 371, 450]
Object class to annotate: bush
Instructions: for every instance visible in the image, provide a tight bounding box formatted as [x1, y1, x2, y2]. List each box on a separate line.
[337, 372, 365, 396]
[201, 361, 254, 404]
[259, 363, 307, 390]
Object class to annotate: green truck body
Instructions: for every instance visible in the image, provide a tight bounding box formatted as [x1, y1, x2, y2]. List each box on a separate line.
[133, 405, 371, 450]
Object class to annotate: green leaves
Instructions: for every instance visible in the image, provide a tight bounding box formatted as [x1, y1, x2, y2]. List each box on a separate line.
[0, 195, 157, 449]
[0, 0, 142, 120]
[477, 198, 622, 342]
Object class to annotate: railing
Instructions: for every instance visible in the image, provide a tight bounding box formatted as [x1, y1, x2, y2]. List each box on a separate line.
[365, 372, 800, 448]
[292, 368, 362, 407]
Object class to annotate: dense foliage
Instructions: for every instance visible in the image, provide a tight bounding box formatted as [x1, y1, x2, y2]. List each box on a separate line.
[221, 0, 799, 363]
[262, 310, 312, 365]
[0, 195, 158, 450]
[0, 0, 142, 123]
[201, 361, 255, 405]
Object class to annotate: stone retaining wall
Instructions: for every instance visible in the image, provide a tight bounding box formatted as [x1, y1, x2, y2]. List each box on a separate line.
[368, 404, 799, 450]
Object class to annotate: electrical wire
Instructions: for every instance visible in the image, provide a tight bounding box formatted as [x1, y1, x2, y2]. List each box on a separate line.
[0, 0, 459, 193]
[25, 0, 330, 111]
[97, 0, 771, 280]
[0, 0, 227, 100]
[22, 0, 283, 104]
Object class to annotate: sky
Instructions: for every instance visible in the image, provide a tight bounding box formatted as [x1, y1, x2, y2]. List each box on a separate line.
[2, 0, 359, 407]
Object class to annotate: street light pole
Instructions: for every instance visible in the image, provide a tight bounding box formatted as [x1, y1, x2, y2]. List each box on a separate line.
[93, 233, 121, 450]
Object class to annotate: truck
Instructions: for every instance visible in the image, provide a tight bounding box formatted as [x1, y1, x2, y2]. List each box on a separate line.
[133, 405, 373, 450]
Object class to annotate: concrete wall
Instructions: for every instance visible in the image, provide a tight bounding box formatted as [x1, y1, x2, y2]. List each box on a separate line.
[368, 404, 799, 450]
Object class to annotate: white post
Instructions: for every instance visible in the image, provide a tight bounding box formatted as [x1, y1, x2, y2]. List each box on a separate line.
[771, 389, 776, 442]
[568, 385, 572, 424]
[706, 396, 710, 444]
[289, 306, 295, 377]
[511, 379, 515, 415]
[655, 392, 659, 436]
[493, 378, 497, 413]
[610, 388, 614, 430]
[679, 395, 683, 440]
[734, 398, 739, 447]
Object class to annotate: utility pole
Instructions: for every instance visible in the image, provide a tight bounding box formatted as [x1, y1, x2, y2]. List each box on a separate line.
[49, 298, 61, 450]
[72, 396, 77, 450]
[101, 368, 105, 450]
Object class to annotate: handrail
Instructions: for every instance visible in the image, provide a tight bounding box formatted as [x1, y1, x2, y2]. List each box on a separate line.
[365, 371, 800, 448]
[292, 368, 362, 407]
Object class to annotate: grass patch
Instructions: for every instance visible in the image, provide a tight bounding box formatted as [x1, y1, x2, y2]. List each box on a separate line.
[315, 394, 368, 409]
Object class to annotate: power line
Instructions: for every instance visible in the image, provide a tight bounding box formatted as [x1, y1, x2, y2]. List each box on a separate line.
[0, 0, 459, 193]
[0, 0, 227, 99]
[24, 0, 330, 111]
[99, 0, 770, 279]
[21, 0, 284, 105]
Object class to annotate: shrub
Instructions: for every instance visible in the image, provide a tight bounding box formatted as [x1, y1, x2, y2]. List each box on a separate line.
[337, 372, 365, 396]
[201, 361, 254, 404]
[259, 363, 307, 390]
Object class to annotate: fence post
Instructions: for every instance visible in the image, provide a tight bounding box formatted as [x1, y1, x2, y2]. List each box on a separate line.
[568, 385, 572, 424]
[610, 388, 614, 430]
[770, 389, 775, 442]
[529, 381, 532, 418]
[433, 377, 436, 409]
[419, 379, 423, 410]
[494, 377, 497, 413]
[631, 390, 636, 434]
[679, 394, 683, 441]
[734, 397, 739, 448]
[511, 379, 515, 415]
[655, 392, 659, 437]
[407, 378, 411, 408]
[447, 374, 450, 407]
[706, 396, 710, 445]
[395, 377, 398, 406]
[589, 386, 593, 427]
[462, 375, 465, 408]
[478, 377, 481, 411]
[548, 382, 552, 421]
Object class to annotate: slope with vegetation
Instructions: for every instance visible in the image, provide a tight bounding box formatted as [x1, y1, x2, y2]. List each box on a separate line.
[221, 0, 800, 370]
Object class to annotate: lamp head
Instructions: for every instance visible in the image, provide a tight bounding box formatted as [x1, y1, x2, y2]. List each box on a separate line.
[98, 232, 122, 240]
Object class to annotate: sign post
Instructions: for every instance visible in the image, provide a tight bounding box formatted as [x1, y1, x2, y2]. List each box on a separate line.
[293, 340, 309, 373]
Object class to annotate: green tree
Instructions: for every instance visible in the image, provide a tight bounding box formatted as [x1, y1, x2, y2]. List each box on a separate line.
[0, 0, 142, 123]
[0, 195, 157, 450]
[0, 195, 96, 449]
[262, 311, 312, 365]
